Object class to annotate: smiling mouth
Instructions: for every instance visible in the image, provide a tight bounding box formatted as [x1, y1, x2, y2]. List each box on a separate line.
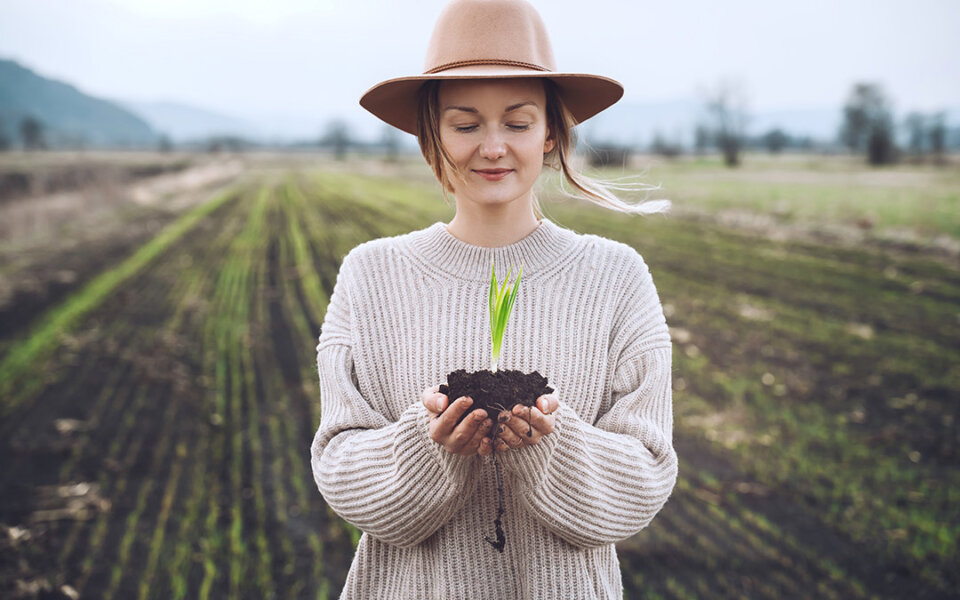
[473, 168, 513, 181]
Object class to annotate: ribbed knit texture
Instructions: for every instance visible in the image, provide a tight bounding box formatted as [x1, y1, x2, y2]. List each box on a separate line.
[310, 217, 677, 600]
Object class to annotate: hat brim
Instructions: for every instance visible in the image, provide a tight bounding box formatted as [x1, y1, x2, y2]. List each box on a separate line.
[359, 64, 623, 136]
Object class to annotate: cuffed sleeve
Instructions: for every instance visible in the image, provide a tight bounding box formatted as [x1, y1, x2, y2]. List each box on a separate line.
[496, 249, 678, 549]
[497, 347, 677, 548]
[309, 253, 479, 549]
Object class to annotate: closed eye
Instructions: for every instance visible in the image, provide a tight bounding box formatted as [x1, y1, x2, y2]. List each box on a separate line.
[453, 124, 532, 133]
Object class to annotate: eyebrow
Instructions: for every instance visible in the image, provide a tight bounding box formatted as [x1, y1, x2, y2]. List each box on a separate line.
[442, 101, 539, 114]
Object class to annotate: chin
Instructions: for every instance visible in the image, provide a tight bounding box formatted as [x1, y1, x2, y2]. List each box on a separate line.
[469, 195, 524, 207]
[462, 186, 529, 206]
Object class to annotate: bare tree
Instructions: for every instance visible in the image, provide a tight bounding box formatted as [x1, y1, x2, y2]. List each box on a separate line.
[929, 111, 947, 166]
[904, 112, 926, 161]
[839, 83, 897, 165]
[20, 115, 47, 150]
[205, 135, 246, 153]
[902, 109, 954, 166]
[701, 78, 750, 167]
[761, 128, 789, 154]
[0, 117, 10, 151]
[158, 134, 174, 153]
[650, 131, 682, 158]
[380, 124, 400, 163]
[320, 120, 351, 161]
[867, 123, 896, 165]
[693, 123, 711, 156]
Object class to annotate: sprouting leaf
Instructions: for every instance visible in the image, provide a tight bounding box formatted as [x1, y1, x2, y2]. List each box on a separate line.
[489, 259, 523, 372]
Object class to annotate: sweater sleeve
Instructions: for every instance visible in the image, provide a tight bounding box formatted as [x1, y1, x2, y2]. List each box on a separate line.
[309, 252, 479, 548]
[495, 251, 678, 549]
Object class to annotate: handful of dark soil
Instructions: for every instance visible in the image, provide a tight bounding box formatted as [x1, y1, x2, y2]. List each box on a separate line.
[439, 368, 554, 426]
[438, 367, 554, 553]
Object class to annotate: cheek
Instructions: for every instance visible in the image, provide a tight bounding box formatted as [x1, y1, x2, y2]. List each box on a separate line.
[522, 126, 551, 158]
[439, 134, 470, 163]
[520, 137, 550, 166]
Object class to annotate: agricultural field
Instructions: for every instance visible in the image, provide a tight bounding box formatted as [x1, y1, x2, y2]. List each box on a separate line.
[0, 151, 957, 599]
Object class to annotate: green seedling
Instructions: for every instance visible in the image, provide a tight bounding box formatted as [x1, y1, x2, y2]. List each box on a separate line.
[489, 259, 523, 373]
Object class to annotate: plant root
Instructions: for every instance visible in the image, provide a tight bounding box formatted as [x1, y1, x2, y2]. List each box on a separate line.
[484, 442, 506, 553]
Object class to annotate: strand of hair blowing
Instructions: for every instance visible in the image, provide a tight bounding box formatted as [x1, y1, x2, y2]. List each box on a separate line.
[540, 79, 672, 218]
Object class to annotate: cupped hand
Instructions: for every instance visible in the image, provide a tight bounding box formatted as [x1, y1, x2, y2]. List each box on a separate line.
[422, 384, 493, 456]
[478, 393, 559, 455]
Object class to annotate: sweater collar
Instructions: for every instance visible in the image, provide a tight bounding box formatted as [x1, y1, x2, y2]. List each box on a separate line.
[403, 217, 579, 282]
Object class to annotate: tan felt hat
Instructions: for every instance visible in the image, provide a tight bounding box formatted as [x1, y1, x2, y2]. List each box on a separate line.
[359, 0, 624, 135]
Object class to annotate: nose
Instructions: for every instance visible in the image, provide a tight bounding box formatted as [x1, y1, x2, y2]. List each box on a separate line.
[479, 127, 506, 160]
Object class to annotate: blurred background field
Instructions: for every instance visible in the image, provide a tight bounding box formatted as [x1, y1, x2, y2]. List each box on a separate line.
[0, 149, 957, 599]
[2, 0, 959, 598]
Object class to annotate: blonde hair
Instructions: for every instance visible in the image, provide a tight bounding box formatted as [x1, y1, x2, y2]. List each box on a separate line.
[416, 78, 670, 218]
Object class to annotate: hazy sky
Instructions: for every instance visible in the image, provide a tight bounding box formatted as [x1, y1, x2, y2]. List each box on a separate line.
[2, 0, 958, 133]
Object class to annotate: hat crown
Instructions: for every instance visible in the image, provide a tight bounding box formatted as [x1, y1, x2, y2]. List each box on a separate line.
[423, 0, 557, 74]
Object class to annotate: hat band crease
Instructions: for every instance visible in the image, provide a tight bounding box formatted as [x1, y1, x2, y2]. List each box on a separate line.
[425, 58, 552, 74]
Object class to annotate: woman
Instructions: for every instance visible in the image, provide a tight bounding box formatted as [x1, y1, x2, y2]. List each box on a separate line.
[310, 1, 677, 598]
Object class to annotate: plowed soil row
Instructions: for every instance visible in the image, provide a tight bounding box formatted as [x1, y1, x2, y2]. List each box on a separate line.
[1, 166, 956, 599]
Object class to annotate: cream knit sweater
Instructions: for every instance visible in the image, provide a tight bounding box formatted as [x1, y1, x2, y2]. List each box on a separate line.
[310, 217, 677, 599]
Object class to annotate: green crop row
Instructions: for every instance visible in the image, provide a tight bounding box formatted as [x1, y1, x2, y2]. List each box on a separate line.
[8, 160, 956, 598]
[0, 183, 243, 409]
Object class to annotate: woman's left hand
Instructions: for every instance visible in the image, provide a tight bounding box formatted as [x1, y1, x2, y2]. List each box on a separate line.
[478, 394, 559, 455]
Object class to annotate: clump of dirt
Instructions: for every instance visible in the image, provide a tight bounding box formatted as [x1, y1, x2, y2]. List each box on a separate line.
[439, 367, 553, 553]
[440, 368, 553, 425]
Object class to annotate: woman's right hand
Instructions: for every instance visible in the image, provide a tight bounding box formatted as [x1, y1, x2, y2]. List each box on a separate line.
[422, 384, 493, 456]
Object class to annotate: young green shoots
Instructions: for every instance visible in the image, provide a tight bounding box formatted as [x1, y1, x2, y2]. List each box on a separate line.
[489, 259, 523, 373]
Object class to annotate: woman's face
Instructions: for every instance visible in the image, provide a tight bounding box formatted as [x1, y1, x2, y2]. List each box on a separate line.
[437, 78, 555, 211]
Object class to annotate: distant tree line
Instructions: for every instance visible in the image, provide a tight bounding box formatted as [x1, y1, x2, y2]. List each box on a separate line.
[4, 84, 955, 169]
[837, 82, 949, 165]
[0, 113, 401, 158]
[313, 120, 408, 162]
[0, 113, 153, 151]
[586, 80, 956, 169]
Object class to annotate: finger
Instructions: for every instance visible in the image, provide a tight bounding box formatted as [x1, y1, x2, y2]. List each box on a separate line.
[499, 411, 523, 437]
[435, 396, 474, 433]
[537, 394, 558, 415]
[478, 436, 493, 456]
[422, 384, 441, 402]
[460, 417, 493, 455]
[507, 405, 538, 438]
[422, 384, 445, 410]
[497, 417, 530, 448]
[529, 406, 555, 436]
[423, 391, 447, 416]
[518, 423, 542, 445]
[446, 407, 488, 453]
[421, 386, 433, 411]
